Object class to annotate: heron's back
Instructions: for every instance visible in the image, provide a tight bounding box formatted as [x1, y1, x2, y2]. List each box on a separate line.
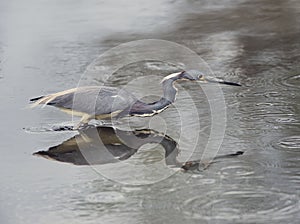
[31, 86, 138, 117]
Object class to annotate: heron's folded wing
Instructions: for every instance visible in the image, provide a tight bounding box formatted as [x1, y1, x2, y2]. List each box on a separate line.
[32, 86, 138, 115]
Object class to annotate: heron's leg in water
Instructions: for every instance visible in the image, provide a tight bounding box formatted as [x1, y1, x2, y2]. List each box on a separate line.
[74, 114, 92, 130]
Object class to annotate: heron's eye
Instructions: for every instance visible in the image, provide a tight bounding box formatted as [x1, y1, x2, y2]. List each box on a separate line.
[198, 75, 203, 79]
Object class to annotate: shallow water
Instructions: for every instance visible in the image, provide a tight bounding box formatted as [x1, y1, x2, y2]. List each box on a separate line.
[0, 0, 300, 223]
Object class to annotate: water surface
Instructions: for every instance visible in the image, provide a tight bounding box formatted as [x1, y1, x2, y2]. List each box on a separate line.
[0, 0, 299, 223]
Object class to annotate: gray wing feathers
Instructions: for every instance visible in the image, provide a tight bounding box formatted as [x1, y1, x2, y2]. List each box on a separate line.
[32, 86, 137, 115]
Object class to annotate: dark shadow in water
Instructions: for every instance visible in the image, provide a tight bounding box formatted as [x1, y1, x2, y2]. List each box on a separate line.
[34, 126, 179, 167]
[34, 126, 243, 171]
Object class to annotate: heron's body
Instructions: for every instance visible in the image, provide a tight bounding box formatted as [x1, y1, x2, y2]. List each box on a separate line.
[31, 86, 138, 118]
[30, 75, 178, 126]
[30, 71, 240, 128]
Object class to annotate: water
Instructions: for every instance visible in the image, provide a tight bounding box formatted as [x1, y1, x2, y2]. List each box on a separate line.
[0, 0, 300, 223]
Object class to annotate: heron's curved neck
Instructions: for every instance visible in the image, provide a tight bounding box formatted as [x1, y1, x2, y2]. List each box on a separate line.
[148, 79, 178, 111]
[161, 79, 178, 103]
[129, 79, 178, 116]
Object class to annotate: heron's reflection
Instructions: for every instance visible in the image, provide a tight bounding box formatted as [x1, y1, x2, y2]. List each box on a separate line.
[34, 126, 243, 171]
[34, 126, 181, 167]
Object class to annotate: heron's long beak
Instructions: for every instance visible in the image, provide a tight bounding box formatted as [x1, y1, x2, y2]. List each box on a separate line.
[202, 76, 241, 86]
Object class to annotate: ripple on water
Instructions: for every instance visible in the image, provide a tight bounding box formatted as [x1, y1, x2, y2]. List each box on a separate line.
[144, 61, 181, 71]
[279, 73, 300, 89]
[85, 191, 125, 204]
[230, 99, 298, 138]
[182, 186, 300, 222]
[24, 122, 77, 133]
[238, 101, 296, 123]
[267, 117, 300, 126]
[218, 161, 257, 177]
[274, 136, 300, 152]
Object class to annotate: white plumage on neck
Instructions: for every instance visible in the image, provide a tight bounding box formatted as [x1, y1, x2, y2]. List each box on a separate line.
[161, 72, 182, 83]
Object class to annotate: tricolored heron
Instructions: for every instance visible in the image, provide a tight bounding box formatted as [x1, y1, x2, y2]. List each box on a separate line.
[30, 70, 240, 129]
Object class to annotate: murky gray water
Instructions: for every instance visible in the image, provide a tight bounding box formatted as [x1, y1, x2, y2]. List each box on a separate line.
[0, 0, 299, 223]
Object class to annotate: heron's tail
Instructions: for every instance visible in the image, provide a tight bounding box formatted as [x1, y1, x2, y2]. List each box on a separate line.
[29, 95, 53, 108]
[29, 87, 80, 108]
[30, 95, 47, 108]
[30, 96, 45, 102]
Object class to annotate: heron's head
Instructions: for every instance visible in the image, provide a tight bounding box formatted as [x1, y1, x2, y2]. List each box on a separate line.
[179, 70, 241, 86]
